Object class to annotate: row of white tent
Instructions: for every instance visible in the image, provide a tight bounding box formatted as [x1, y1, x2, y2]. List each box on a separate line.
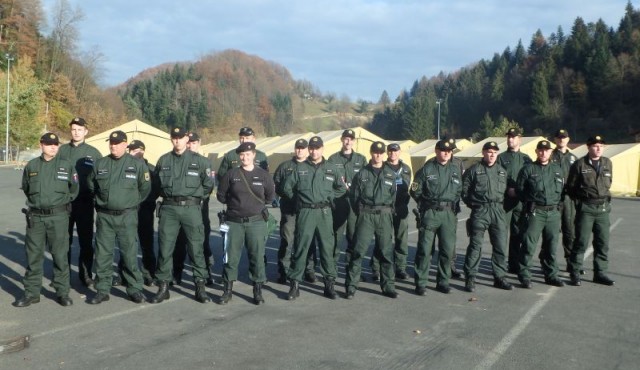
[84, 120, 640, 197]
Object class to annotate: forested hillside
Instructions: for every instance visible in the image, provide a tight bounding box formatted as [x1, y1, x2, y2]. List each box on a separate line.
[369, 2, 640, 143]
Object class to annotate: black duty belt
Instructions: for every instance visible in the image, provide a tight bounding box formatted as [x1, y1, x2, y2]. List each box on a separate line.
[360, 205, 393, 214]
[299, 202, 330, 209]
[422, 201, 455, 211]
[29, 204, 69, 215]
[470, 201, 503, 209]
[163, 196, 202, 206]
[96, 206, 136, 216]
[533, 204, 560, 211]
[227, 215, 264, 223]
[581, 198, 607, 205]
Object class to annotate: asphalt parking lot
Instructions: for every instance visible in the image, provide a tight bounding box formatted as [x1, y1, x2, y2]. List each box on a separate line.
[0, 165, 639, 369]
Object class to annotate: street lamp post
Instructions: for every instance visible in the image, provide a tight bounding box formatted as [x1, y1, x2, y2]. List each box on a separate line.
[436, 99, 442, 141]
[5, 54, 13, 164]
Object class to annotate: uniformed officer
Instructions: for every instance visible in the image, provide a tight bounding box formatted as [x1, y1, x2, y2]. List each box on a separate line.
[328, 129, 367, 267]
[283, 136, 345, 300]
[461, 141, 513, 292]
[550, 129, 579, 272]
[566, 135, 615, 287]
[87, 131, 151, 304]
[217, 127, 269, 181]
[217, 142, 276, 305]
[369, 143, 411, 280]
[58, 117, 102, 286]
[273, 138, 317, 284]
[345, 141, 398, 299]
[14, 133, 79, 307]
[172, 132, 214, 286]
[497, 128, 532, 274]
[516, 140, 565, 288]
[127, 140, 159, 286]
[410, 140, 462, 294]
[150, 127, 214, 304]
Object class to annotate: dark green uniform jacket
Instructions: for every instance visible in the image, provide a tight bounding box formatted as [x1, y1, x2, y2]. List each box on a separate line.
[351, 163, 397, 208]
[410, 159, 462, 206]
[566, 156, 612, 201]
[58, 141, 102, 201]
[273, 157, 299, 214]
[89, 153, 151, 210]
[283, 158, 345, 204]
[462, 161, 507, 206]
[327, 150, 367, 190]
[22, 155, 79, 208]
[156, 150, 215, 198]
[516, 161, 563, 206]
[386, 160, 411, 215]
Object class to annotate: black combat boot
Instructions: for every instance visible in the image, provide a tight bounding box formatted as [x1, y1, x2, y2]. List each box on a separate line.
[220, 281, 233, 304]
[253, 282, 265, 305]
[195, 279, 211, 303]
[150, 281, 170, 304]
[287, 280, 299, 301]
[323, 278, 337, 299]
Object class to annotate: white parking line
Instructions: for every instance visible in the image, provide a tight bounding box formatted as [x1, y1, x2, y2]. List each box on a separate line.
[474, 217, 623, 370]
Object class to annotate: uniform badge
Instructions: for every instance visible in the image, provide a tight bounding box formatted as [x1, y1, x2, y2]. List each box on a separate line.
[144, 172, 150, 181]
[410, 182, 419, 191]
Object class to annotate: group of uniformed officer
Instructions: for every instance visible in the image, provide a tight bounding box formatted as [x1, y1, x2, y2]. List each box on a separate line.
[13, 121, 616, 307]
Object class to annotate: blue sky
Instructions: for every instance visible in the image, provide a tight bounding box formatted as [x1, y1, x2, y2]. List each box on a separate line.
[41, 0, 632, 101]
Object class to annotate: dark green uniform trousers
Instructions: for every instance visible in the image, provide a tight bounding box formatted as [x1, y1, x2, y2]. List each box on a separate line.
[370, 213, 409, 275]
[24, 212, 70, 298]
[333, 195, 357, 264]
[289, 207, 337, 282]
[346, 211, 395, 293]
[222, 219, 267, 283]
[68, 199, 95, 281]
[560, 195, 576, 259]
[94, 211, 143, 295]
[137, 202, 157, 280]
[173, 202, 213, 275]
[518, 209, 561, 280]
[156, 205, 208, 282]
[504, 199, 525, 271]
[278, 212, 316, 277]
[415, 209, 457, 288]
[463, 204, 508, 278]
[569, 202, 611, 274]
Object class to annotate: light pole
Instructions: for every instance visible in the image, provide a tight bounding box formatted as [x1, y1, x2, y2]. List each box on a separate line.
[436, 99, 442, 140]
[5, 54, 12, 164]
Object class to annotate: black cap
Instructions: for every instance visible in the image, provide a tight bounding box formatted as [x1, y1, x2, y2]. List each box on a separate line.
[40, 132, 60, 145]
[586, 135, 605, 146]
[536, 140, 553, 150]
[435, 140, 455, 151]
[107, 130, 127, 144]
[170, 127, 187, 138]
[294, 138, 308, 149]
[506, 127, 522, 137]
[482, 141, 500, 151]
[341, 129, 356, 139]
[442, 136, 456, 145]
[308, 136, 324, 149]
[127, 140, 145, 151]
[239, 127, 255, 137]
[69, 117, 87, 127]
[387, 143, 401, 151]
[554, 129, 569, 138]
[188, 132, 200, 142]
[370, 141, 386, 154]
[236, 142, 256, 153]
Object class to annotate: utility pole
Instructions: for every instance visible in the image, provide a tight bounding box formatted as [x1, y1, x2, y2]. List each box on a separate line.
[5, 54, 13, 164]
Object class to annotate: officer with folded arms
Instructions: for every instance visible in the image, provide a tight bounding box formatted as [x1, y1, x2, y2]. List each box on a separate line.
[217, 142, 275, 305]
[516, 140, 565, 288]
[14, 133, 78, 307]
[87, 131, 151, 304]
[566, 135, 615, 287]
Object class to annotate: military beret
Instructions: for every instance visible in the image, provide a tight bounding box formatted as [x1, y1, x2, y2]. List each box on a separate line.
[40, 132, 60, 145]
[236, 142, 256, 153]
